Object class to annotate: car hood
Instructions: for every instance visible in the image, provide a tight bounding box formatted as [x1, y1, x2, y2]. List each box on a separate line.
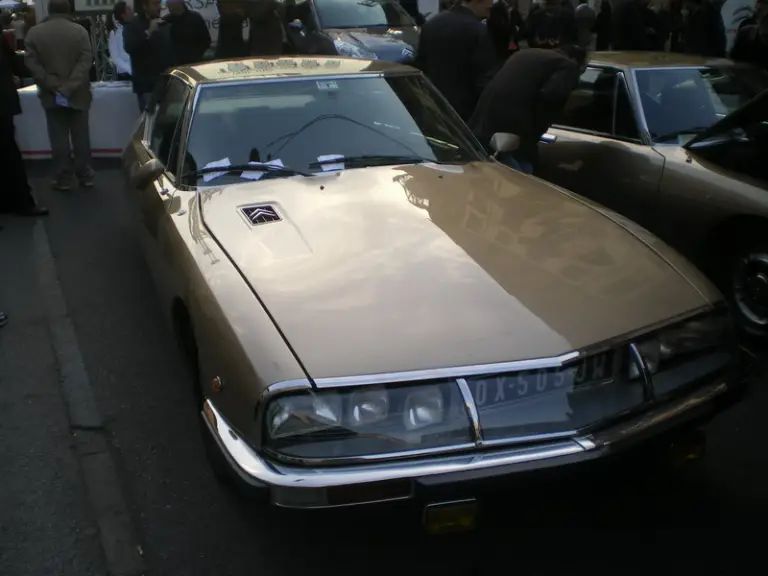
[684, 88, 768, 148]
[326, 26, 418, 62]
[200, 162, 712, 380]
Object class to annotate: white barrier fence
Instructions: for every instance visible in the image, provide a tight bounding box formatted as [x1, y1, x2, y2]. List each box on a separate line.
[15, 81, 139, 159]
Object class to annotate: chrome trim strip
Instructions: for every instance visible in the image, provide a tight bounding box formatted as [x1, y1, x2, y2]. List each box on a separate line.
[629, 342, 655, 402]
[198, 73, 386, 90]
[262, 442, 478, 466]
[456, 378, 483, 446]
[309, 351, 581, 388]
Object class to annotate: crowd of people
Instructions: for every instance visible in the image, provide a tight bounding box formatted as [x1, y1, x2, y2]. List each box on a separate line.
[0, 0, 767, 218]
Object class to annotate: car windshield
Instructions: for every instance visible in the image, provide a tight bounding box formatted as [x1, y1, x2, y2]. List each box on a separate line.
[185, 73, 486, 186]
[635, 66, 768, 142]
[314, 0, 414, 29]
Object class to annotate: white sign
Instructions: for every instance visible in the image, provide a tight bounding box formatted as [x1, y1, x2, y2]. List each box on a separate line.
[73, 0, 120, 12]
[163, 1, 248, 47]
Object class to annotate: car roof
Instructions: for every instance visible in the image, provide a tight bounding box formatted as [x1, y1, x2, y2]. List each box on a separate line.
[589, 51, 736, 69]
[176, 57, 417, 85]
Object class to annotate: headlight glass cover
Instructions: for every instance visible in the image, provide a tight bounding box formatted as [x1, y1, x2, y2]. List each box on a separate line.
[263, 381, 472, 460]
[629, 309, 734, 381]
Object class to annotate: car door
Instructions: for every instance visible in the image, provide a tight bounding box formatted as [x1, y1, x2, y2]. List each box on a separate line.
[140, 76, 191, 240]
[537, 67, 666, 234]
[136, 75, 192, 302]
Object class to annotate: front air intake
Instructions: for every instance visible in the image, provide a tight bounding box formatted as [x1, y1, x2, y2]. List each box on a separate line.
[241, 205, 281, 226]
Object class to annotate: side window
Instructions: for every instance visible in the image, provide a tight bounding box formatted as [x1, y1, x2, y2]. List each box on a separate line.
[614, 76, 640, 140]
[557, 68, 616, 135]
[148, 77, 190, 177]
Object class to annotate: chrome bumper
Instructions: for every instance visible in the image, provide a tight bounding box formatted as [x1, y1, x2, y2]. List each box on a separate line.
[202, 379, 739, 509]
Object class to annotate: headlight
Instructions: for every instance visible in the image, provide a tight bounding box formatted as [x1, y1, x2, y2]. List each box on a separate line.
[629, 310, 732, 379]
[332, 38, 379, 60]
[263, 381, 473, 460]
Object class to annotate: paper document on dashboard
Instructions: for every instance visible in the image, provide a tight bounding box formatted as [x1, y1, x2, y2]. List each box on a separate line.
[317, 154, 345, 172]
[241, 159, 285, 180]
[202, 157, 231, 182]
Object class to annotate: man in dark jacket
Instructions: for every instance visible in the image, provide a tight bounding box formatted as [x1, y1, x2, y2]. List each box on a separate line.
[731, 12, 768, 72]
[124, 0, 175, 111]
[0, 29, 47, 216]
[414, 0, 497, 121]
[613, 0, 652, 50]
[164, 0, 211, 65]
[469, 44, 586, 174]
[215, 0, 248, 59]
[683, 0, 726, 57]
[526, 0, 577, 48]
[248, 0, 287, 56]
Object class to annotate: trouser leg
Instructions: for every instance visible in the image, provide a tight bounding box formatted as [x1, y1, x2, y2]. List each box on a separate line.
[0, 115, 35, 211]
[70, 108, 92, 179]
[45, 107, 74, 182]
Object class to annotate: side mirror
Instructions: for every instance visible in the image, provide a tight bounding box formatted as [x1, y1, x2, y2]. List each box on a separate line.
[489, 132, 521, 156]
[131, 158, 166, 188]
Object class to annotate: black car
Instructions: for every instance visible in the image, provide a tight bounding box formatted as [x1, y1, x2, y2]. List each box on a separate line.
[287, 0, 420, 63]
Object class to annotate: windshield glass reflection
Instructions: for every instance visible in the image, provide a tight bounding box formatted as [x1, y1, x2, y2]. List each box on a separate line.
[315, 0, 414, 29]
[185, 74, 486, 186]
[635, 66, 768, 142]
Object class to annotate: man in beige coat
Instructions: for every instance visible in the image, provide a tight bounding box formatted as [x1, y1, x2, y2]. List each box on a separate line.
[25, 0, 94, 190]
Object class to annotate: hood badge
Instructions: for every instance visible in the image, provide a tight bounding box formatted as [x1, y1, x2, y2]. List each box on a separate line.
[241, 204, 282, 226]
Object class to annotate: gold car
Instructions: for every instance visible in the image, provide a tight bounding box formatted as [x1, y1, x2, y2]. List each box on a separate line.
[123, 57, 742, 514]
[536, 52, 768, 337]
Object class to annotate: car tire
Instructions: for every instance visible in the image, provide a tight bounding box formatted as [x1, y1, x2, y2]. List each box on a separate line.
[717, 239, 768, 338]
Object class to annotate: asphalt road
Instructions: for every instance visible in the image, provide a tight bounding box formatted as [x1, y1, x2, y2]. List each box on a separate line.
[7, 161, 768, 576]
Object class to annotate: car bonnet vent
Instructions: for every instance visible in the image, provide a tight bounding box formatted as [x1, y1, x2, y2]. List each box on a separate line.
[241, 204, 281, 225]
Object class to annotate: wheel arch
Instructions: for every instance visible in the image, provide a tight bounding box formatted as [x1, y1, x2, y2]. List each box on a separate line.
[700, 214, 768, 273]
[171, 296, 202, 402]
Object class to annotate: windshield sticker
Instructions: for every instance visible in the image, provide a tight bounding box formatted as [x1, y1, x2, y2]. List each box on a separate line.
[317, 154, 345, 172]
[241, 159, 285, 180]
[301, 59, 321, 69]
[323, 60, 341, 68]
[316, 80, 338, 91]
[202, 157, 231, 182]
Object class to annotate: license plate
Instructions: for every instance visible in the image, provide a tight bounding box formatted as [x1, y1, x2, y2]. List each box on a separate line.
[423, 499, 478, 535]
[467, 350, 617, 410]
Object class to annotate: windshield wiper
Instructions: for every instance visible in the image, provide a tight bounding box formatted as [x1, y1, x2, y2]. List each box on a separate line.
[653, 126, 711, 142]
[308, 154, 434, 168]
[185, 163, 311, 180]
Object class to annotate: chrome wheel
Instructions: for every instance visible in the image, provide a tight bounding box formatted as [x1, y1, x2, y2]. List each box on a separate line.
[732, 250, 768, 331]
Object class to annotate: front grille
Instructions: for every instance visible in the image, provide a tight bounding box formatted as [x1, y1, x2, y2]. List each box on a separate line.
[241, 204, 281, 225]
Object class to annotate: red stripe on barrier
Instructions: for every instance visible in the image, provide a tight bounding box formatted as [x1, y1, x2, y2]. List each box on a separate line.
[22, 148, 123, 155]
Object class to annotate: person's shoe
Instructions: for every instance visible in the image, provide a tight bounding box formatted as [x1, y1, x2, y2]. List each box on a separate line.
[52, 177, 73, 192]
[0, 312, 8, 327]
[79, 169, 95, 188]
[17, 205, 49, 217]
